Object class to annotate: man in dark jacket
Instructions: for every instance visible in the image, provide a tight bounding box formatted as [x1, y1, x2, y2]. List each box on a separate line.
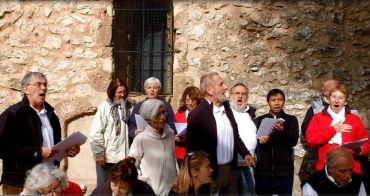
[255, 89, 299, 195]
[0, 72, 80, 194]
[186, 72, 255, 194]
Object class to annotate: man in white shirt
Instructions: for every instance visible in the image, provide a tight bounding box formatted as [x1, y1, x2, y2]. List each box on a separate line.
[302, 147, 367, 195]
[187, 72, 255, 194]
[0, 72, 80, 194]
[229, 82, 257, 195]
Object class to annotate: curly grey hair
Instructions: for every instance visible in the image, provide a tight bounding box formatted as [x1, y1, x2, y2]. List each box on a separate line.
[23, 163, 68, 195]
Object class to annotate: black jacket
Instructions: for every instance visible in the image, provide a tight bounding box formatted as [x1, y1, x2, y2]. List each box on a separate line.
[255, 110, 299, 176]
[0, 96, 61, 186]
[91, 180, 155, 196]
[186, 99, 251, 179]
[301, 168, 363, 195]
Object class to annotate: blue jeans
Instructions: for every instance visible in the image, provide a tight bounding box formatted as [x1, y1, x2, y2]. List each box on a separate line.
[96, 163, 114, 186]
[236, 166, 256, 196]
[255, 175, 293, 195]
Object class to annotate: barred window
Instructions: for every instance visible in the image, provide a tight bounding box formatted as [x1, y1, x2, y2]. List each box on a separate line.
[112, 0, 174, 95]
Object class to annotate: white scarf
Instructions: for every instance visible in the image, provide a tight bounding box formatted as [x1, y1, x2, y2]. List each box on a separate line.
[327, 106, 346, 145]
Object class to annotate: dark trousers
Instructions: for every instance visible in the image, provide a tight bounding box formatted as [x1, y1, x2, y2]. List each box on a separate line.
[96, 162, 114, 187]
[255, 175, 293, 195]
[216, 164, 238, 195]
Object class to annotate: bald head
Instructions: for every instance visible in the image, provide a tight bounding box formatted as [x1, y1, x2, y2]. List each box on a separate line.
[322, 79, 339, 99]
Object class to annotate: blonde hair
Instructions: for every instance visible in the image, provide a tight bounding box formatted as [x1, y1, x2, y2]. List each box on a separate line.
[171, 151, 209, 195]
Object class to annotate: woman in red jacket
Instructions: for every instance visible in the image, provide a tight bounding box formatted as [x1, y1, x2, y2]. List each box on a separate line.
[175, 86, 203, 166]
[306, 84, 369, 174]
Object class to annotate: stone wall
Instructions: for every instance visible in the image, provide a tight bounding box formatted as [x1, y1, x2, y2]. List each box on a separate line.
[172, 0, 370, 143]
[0, 0, 369, 194]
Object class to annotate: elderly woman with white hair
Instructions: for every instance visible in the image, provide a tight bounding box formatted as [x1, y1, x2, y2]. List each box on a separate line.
[20, 163, 68, 196]
[128, 77, 176, 141]
[128, 99, 177, 196]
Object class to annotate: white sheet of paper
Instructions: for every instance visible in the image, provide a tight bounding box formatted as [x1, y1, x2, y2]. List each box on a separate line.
[175, 122, 187, 136]
[135, 114, 148, 130]
[256, 118, 285, 139]
[48, 131, 87, 161]
[341, 138, 368, 149]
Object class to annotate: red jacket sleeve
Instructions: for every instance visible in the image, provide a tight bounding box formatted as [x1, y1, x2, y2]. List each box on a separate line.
[306, 113, 337, 148]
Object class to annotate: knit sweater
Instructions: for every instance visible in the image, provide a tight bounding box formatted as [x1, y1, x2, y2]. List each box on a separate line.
[129, 124, 177, 196]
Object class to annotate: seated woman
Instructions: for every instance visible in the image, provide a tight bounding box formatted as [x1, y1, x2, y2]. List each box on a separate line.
[306, 84, 370, 174]
[170, 151, 216, 195]
[129, 99, 177, 195]
[21, 163, 68, 196]
[91, 156, 155, 196]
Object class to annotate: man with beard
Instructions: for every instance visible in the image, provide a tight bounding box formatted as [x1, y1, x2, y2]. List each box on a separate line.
[0, 72, 80, 194]
[186, 72, 255, 194]
[229, 82, 257, 195]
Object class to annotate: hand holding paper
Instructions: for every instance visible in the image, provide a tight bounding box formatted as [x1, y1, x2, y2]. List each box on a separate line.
[256, 118, 285, 139]
[175, 123, 187, 137]
[47, 131, 87, 161]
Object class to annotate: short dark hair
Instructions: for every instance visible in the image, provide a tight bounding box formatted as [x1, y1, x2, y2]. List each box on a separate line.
[109, 157, 138, 183]
[267, 88, 285, 101]
[107, 78, 129, 100]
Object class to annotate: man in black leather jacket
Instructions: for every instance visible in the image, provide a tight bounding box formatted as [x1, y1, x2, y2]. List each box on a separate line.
[0, 72, 80, 194]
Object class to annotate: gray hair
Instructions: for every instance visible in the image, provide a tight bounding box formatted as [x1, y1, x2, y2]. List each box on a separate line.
[230, 82, 249, 94]
[24, 163, 68, 194]
[326, 147, 354, 169]
[139, 99, 164, 121]
[144, 77, 161, 89]
[21, 72, 46, 88]
[200, 72, 219, 94]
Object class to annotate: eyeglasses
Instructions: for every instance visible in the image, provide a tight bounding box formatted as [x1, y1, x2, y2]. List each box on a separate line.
[185, 98, 197, 104]
[38, 183, 62, 195]
[28, 82, 48, 88]
[155, 110, 167, 118]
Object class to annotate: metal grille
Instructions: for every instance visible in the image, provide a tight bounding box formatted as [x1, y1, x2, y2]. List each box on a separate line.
[112, 0, 173, 95]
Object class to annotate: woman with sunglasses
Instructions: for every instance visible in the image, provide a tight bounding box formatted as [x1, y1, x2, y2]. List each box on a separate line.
[170, 151, 216, 195]
[129, 99, 177, 196]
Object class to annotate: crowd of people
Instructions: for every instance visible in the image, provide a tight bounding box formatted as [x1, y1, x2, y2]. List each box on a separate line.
[0, 71, 369, 196]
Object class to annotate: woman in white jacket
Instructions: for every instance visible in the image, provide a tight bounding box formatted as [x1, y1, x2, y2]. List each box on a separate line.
[129, 99, 177, 196]
[90, 78, 132, 186]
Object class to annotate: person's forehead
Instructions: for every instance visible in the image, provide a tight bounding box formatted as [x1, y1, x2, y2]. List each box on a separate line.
[145, 82, 160, 87]
[232, 85, 247, 92]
